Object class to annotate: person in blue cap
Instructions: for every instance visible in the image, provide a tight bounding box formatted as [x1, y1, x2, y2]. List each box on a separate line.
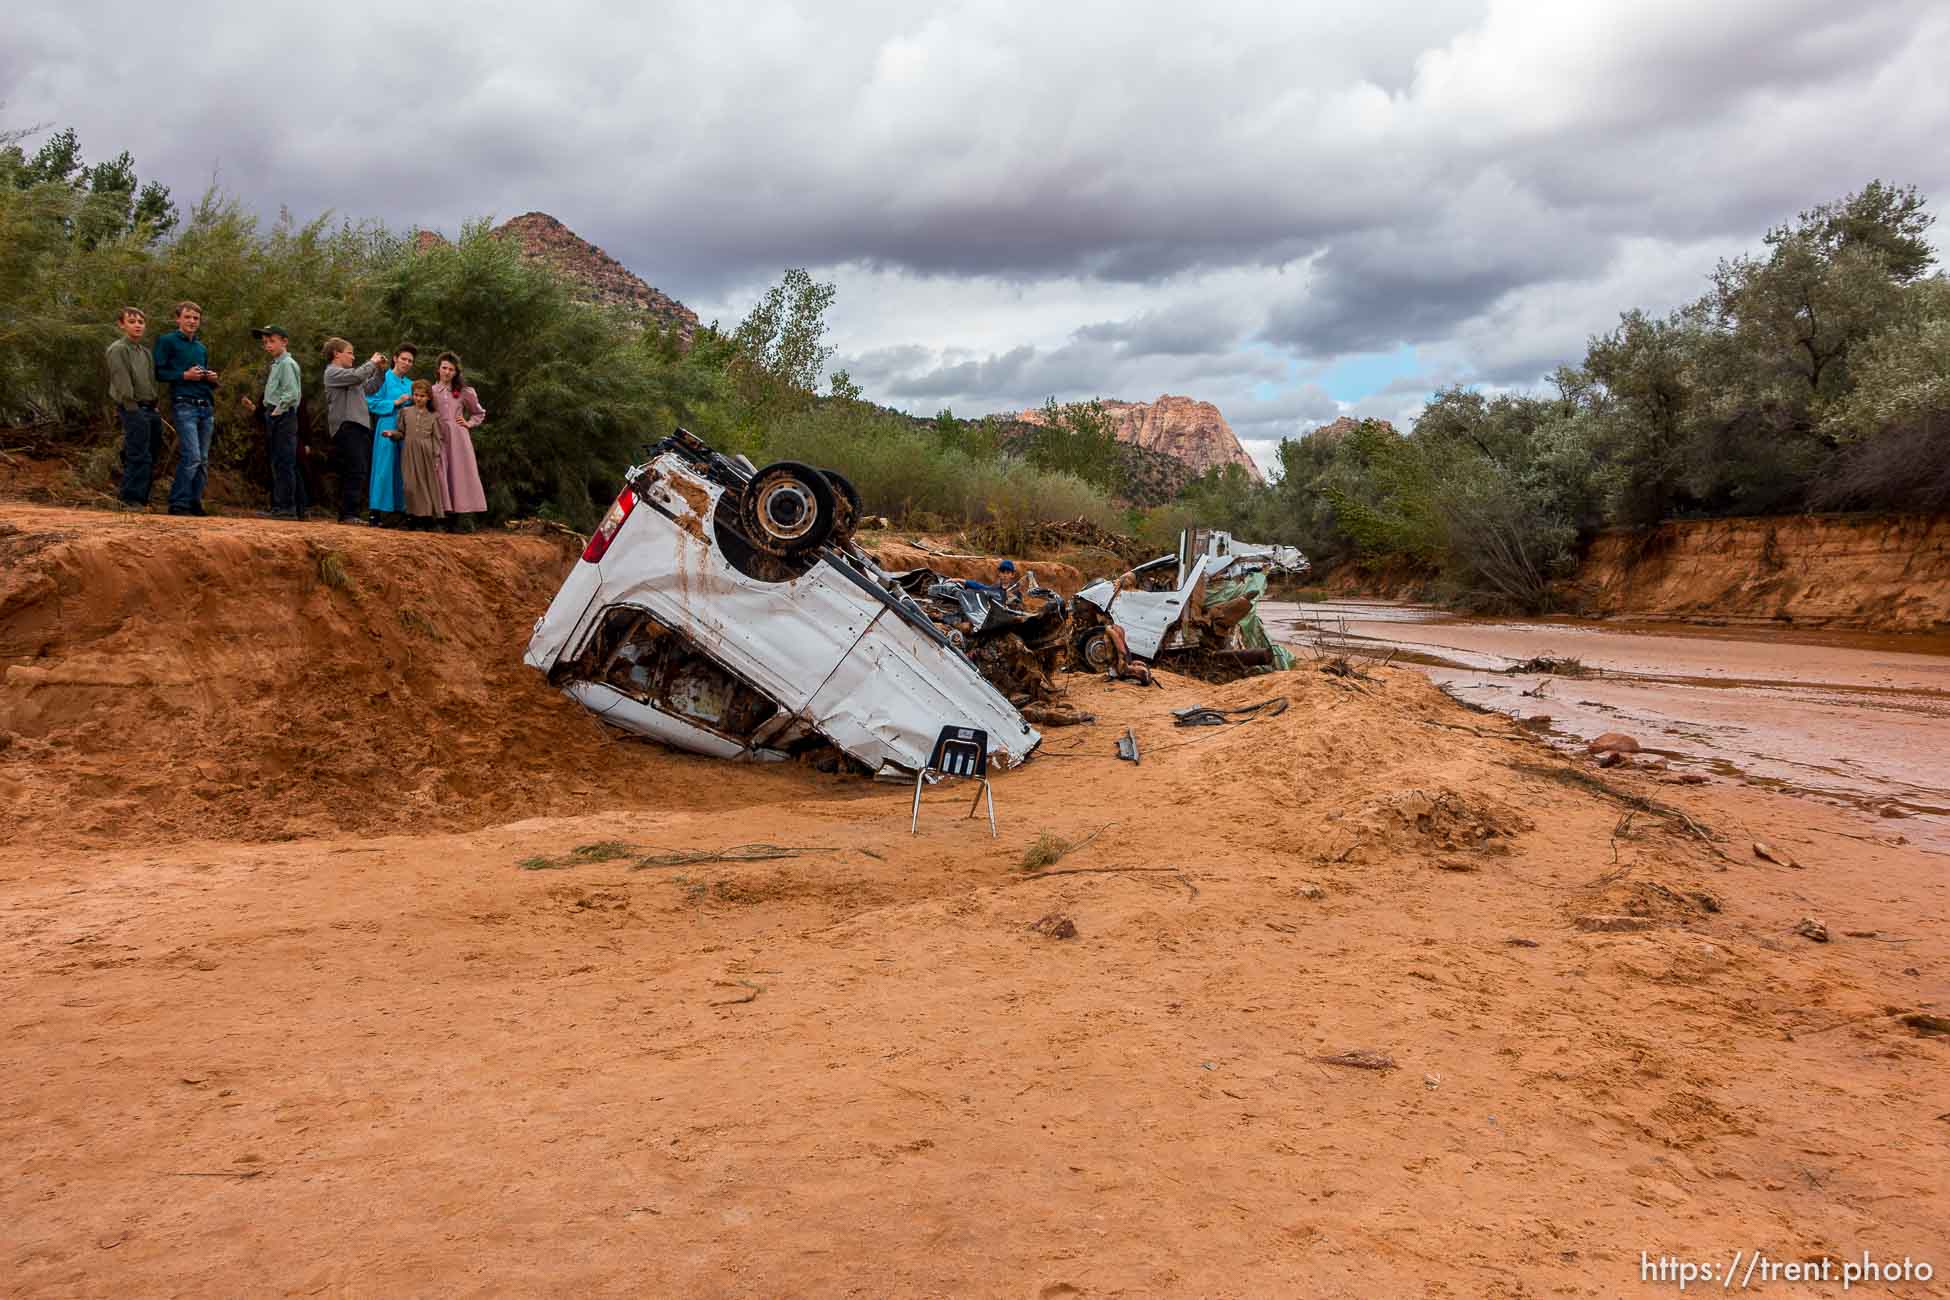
[966, 558, 1017, 599]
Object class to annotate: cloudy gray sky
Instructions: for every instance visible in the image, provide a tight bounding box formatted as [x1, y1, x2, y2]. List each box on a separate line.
[8, 0, 1949, 470]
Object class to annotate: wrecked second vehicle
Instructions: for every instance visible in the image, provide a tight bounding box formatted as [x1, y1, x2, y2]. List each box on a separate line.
[524, 430, 1040, 775]
[1071, 528, 1302, 680]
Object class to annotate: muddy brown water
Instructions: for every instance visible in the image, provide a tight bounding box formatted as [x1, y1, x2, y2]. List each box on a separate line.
[1264, 600, 1950, 851]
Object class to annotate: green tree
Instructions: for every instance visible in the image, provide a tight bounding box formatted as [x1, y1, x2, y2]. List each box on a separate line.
[1022, 397, 1123, 489]
[728, 267, 840, 422]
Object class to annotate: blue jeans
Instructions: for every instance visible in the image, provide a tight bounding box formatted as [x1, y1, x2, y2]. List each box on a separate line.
[118, 404, 163, 504]
[169, 397, 213, 511]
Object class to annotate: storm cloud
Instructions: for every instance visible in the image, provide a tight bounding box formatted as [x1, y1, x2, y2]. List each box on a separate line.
[8, 0, 1948, 468]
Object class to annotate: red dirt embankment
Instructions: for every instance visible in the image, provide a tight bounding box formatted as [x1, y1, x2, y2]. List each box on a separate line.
[1571, 513, 1950, 630]
[0, 506, 802, 848]
[1323, 513, 1950, 631]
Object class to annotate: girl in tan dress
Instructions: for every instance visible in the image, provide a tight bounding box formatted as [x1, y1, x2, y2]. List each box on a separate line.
[397, 380, 450, 528]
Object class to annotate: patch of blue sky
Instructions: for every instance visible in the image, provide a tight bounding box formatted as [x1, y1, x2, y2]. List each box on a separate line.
[1310, 345, 1421, 402]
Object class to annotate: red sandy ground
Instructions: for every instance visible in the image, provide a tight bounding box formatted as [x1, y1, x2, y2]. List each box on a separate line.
[1, 502, 1946, 1297]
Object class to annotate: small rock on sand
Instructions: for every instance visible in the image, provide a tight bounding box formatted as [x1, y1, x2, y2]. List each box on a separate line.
[1792, 917, 1829, 943]
[1030, 912, 1078, 940]
[1587, 733, 1641, 755]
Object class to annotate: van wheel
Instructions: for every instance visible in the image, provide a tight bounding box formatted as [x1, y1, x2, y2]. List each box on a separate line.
[820, 469, 862, 545]
[739, 461, 836, 556]
[1075, 627, 1114, 673]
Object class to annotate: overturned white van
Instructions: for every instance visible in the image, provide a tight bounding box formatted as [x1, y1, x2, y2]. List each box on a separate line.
[523, 430, 1040, 775]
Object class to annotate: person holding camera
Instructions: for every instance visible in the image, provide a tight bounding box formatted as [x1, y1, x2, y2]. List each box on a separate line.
[321, 338, 388, 525]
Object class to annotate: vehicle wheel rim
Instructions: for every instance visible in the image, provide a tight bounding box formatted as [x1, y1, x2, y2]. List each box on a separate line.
[1080, 631, 1112, 671]
[754, 479, 819, 543]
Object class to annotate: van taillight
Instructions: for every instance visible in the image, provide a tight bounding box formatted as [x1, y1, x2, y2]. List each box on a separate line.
[581, 488, 637, 563]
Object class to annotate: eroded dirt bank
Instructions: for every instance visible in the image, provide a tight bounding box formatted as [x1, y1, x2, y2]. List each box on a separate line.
[1324, 513, 1950, 632]
[2, 505, 1947, 1297]
[1572, 514, 1950, 631]
[0, 506, 808, 848]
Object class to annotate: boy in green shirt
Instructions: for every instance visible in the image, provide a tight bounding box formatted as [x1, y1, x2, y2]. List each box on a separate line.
[246, 325, 303, 518]
[105, 307, 162, 508]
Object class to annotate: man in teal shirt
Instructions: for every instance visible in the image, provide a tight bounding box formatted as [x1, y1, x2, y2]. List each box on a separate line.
[248, 325, 302, 518]
[152, 301, 220, 516]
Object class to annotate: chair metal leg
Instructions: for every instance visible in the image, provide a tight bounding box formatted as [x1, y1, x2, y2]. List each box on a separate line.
[911, 768, 928, 835]
[984, 781, 996, 838]
[966, 782, 985, 819]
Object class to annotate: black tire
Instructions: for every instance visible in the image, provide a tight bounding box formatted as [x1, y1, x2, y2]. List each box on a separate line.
[1075, 627, 1114, 673]
[820, 468, 862, 545]
[738, 461, 836, 557]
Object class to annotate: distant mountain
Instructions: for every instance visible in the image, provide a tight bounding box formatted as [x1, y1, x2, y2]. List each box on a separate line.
[1305, 415, 1396, 442]
[1017, 394, 1264, 484]
[494, 213, 699, 343]
[413, 214, 698, 344]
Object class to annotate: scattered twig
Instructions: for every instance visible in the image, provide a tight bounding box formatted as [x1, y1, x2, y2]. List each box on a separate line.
[1019, 822, 1115, 871]
[1020, 866, 1190, 882]
[1826, 829, 1905, 846]
[709, 979, 763, 1007]
[1783, 1009, 1892, 1041]
[1420, 719, 1520, 741]
[170, 1170, 266, 1179]
[1507, 761, 1734, 862]
[1314, 1050, 1398, 1071]
[633, 844, 829, 868]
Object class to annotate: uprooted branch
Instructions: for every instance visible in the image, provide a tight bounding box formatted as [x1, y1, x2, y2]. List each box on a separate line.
[1506, 761, 1732, 862]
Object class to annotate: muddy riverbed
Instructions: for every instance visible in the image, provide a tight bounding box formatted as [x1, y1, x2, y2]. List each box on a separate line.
[1266, 600, 1950, 850]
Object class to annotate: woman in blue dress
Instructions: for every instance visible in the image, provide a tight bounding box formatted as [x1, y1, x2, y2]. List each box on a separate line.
[366, 343, 417, 524]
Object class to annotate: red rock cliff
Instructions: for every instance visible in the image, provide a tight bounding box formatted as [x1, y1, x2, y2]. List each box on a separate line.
[1018, 394, 1263, 483]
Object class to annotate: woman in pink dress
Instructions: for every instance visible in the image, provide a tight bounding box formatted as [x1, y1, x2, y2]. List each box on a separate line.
[430, 351, 487, 529]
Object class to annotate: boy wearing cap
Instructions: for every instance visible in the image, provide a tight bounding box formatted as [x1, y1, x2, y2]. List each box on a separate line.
[965, 558, 1018, 599]
[106, 307, 162, 508]
[248, 326, 303, 519]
